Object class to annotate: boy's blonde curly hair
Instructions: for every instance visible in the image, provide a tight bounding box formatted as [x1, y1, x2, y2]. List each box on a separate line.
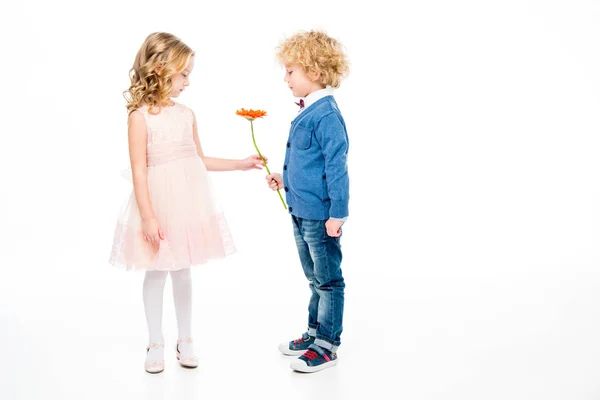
[276, 30, 349, 88]
[124, 32, 194, 114]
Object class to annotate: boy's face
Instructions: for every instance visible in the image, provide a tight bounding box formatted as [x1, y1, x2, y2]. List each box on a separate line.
[284, 63, 323, 98]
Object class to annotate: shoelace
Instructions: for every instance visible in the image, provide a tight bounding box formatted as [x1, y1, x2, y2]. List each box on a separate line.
[293, 337, 305, 345]
[302, 350, 319, 361]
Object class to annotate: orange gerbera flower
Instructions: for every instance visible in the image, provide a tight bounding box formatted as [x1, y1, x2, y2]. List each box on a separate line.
[236, 108, 267, 121]
[236, 108, 287, 210]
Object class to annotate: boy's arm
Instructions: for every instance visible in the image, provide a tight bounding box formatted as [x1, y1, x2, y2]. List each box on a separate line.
[315, 113, 349, 219]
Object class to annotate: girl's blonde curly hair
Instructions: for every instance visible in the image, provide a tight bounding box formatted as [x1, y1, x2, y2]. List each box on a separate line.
[124, 32, 194, 114]
[276, 30, 349, 88]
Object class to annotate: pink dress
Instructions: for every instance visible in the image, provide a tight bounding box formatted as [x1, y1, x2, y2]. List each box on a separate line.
[109, 103, 236, 271]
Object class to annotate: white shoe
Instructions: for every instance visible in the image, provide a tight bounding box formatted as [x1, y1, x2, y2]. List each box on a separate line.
[145, 343, 165, 374]
[290, 346, 338, 373]
[278, 342, 306, 356]
[278, 332, 315, 356]
[176, 337, 198, 368]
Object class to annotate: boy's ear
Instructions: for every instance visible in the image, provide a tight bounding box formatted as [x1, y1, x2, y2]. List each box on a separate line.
[308, 68, 321, 82]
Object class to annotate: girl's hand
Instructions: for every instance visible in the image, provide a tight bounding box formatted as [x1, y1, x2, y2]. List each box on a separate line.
[142, 217, 165, 244]
[239, 154, 268, 171]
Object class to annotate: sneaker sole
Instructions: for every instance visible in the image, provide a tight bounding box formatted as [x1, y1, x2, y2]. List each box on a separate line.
[278, 343, 306, 356]
[290, 358, 338, 373]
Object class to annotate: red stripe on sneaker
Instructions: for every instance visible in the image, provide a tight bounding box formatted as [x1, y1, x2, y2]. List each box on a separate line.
[323, 354, 330, 362]
[302, 350, 319, 360]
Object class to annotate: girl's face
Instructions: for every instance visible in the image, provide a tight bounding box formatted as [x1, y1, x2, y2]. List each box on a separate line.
[169, 56, 194, 98]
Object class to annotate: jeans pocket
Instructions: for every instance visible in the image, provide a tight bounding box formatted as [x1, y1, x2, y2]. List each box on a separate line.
[321, 220, 329, 240]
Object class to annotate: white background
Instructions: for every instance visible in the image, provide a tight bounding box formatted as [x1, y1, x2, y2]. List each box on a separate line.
[1, 0, 599, 399]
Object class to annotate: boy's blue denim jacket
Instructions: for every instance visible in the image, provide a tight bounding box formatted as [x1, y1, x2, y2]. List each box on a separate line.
[282, 96, 349, 221]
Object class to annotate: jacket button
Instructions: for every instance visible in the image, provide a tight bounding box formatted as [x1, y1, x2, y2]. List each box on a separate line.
[322, 174, 326, 179]
[289, 206, 293, 212]
[287, 142, 290, 148]
[284, 187, 289, 192]
[284, 165, 287, 170]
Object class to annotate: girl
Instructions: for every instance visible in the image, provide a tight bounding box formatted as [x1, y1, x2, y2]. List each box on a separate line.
[109, 32, 265, 373]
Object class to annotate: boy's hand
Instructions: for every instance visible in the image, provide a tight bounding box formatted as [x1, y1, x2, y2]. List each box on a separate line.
[326, 218, 343, 237]
[266, 173, 283, 190]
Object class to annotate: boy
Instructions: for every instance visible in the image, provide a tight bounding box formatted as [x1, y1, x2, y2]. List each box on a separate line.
[266, 30, 350, 373]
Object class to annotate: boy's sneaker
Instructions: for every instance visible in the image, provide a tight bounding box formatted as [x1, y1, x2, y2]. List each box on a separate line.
[290, 344, 338, 373]
[278, 332, 315, 356]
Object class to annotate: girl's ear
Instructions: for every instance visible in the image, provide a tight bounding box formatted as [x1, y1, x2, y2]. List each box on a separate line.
[154, 62, 165, 75]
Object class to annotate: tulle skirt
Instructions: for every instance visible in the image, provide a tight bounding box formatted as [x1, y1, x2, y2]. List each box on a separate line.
[109, 152, 236, 271]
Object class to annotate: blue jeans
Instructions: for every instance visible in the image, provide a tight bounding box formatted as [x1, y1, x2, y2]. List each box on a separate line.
[292, 216, 345, 353]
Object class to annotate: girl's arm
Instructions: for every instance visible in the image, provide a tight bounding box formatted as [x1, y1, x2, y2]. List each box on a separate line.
[191, 112, 265, 171]
[128, 111, 156, 220]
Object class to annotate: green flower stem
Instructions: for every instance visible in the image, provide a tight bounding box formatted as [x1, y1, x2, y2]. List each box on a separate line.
[250, 120, 287, 210]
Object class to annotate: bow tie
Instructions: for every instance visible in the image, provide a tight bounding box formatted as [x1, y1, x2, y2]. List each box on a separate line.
[295, 99, 305, 109]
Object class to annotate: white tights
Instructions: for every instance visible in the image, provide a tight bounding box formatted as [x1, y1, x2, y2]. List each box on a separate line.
[143, 269, 193, 344]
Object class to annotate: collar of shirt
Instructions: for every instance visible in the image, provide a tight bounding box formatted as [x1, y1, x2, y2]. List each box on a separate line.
[299, 87, 334, 113]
